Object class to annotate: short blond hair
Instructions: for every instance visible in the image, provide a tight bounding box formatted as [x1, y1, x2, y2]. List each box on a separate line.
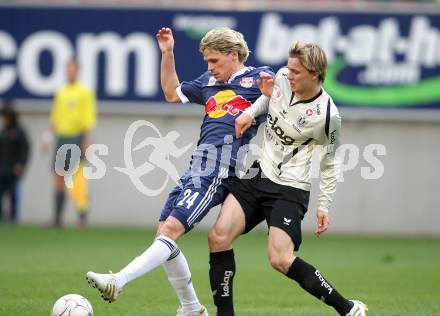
[199, 27, 250, 63]
[289, 42, 327, 83]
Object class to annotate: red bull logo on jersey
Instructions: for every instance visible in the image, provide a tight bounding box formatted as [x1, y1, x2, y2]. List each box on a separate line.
[239, 77, 254, 88]
[205, 90, 252, 118]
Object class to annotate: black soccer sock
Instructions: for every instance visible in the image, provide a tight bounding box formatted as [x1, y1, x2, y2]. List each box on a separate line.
[286, 257, 353, 315]
[209, 250, 236, 316]
[54, 191, 65, 226]
[79, 210, 88, 220]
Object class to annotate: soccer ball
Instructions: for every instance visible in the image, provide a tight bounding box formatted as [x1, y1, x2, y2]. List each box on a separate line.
[52, 294, 93, 316]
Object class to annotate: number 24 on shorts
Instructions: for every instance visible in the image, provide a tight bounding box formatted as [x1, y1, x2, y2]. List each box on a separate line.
[177, 189, 199, 209]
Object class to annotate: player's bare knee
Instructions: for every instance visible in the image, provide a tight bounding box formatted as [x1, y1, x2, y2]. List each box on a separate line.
[268, 254, 284, 273]
[208, 226, 232, 251]
[268, 251, 294, 274]
[158, 218, 184, 241]
[155, 221, 165, 238]
[157, 222, 175, 239]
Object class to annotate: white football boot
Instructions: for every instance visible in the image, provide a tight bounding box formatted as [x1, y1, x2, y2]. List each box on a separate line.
[86, 271, 121, 303]
[347, 300, 368, 316]
[176, 305, 208, 316]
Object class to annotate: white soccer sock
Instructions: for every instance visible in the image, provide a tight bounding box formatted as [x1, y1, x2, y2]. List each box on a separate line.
[163, 248, 202, 312]
[115, 235, 176, 288]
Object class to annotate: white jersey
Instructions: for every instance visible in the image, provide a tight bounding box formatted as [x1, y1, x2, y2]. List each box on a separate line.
[244, 67, 342, 212]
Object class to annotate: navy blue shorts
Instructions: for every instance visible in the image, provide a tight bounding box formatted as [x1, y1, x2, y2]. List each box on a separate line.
[160, 167, 235, 232]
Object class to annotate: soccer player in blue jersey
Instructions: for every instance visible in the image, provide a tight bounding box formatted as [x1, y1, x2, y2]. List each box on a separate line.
[86, 27, 273, 316]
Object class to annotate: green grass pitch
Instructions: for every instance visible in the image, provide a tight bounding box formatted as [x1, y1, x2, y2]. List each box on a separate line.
[1, 226, 439, 316]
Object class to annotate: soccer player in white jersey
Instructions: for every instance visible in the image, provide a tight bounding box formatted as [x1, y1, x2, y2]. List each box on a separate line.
[207, 42, 368, 316]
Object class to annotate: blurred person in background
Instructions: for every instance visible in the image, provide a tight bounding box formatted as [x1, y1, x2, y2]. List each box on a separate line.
[86, 26, 274, 316]
[0, 101, 30, 224]
[42, 58, 97, 230]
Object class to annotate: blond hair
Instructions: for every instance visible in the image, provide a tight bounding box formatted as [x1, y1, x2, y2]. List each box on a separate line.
[289, 42, 327, 83]
[199, 27, 250, 63]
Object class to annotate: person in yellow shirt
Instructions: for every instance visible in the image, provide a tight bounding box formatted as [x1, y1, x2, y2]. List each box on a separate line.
[43, 58, 96, 229]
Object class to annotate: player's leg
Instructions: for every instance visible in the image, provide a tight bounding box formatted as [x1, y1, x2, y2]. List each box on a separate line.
[86, 179, 187, 302]
[53, 173, 65, 227]
[74, 162, 89, 230]
[87, 171, 220, 314]
[86, 215, 186, 302]
[156, 216, 208, 315]
[162, 171, 232, 316]
[208, 163, 265, 316]
[154, 220, 204, 314]
[162, 232, 207, 316]
[208, 190, 265, 316]
[119, 216, 186, 284]
[207, 194, 247, 316]
[267, 200, 366, 315]
[52, 137, 69, 228]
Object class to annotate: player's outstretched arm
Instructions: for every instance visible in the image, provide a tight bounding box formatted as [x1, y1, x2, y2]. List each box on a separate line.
[257, 71, 275, 97]
[317, 110, 342, 237]
[156, 27, 180, 102]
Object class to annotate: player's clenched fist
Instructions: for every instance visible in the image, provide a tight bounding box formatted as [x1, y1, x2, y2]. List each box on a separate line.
[257, 71, 275, 96]
[156, 27, 174, 53]
[235, 112, 254, 139]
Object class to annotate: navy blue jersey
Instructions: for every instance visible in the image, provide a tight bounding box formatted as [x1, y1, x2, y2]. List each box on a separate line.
[178, 66, 274, 176]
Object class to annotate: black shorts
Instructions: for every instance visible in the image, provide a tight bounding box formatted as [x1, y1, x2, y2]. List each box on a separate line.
[52, 135, 84, 172]
[230, 161, 310, 251]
